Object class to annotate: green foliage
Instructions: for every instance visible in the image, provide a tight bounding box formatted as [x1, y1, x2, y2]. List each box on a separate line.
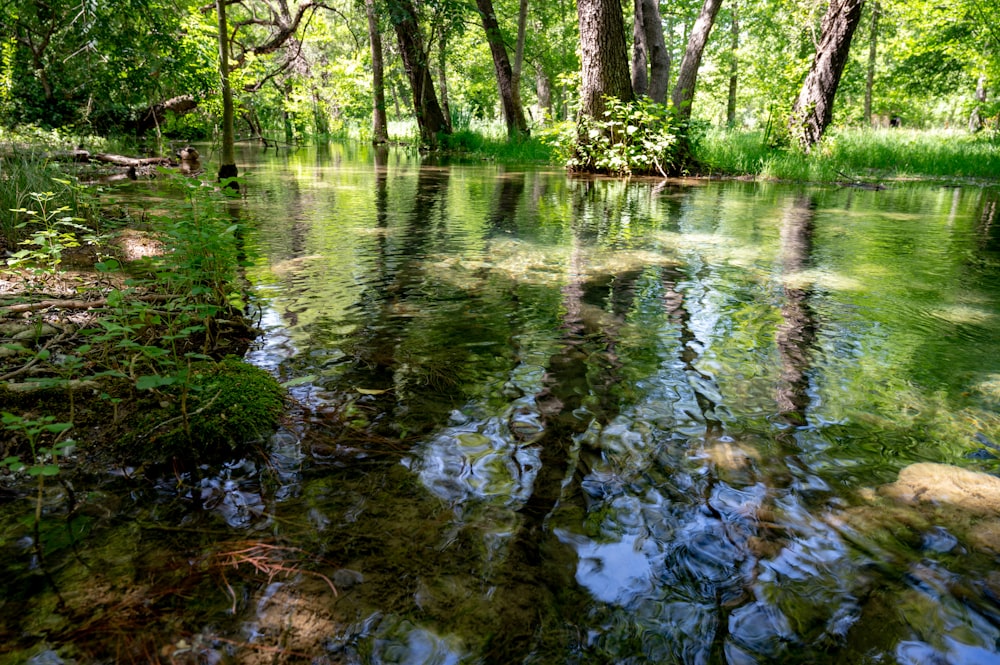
[1, 412, 73, 478]
[698, 126, 1000, 181]
[119, 358, 284, 464]
[556, 97, 691, 176]
[5, 191, 103, 275]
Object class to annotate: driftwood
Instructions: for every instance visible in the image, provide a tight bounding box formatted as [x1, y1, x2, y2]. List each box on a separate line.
[137, 94, 199, 135]
[2, 294, 172, 315]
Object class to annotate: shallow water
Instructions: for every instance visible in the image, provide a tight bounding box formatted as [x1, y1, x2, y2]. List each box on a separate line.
[3, 144, 1000, 664]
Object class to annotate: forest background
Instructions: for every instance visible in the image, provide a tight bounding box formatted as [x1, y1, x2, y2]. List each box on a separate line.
[0, 0, 997, 181]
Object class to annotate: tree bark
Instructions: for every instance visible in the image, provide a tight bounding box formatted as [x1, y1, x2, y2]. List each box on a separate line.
[632, 0, 649, 98]
[513, 0, 529, 92]
[366, 0, 389, 143]
[671, 0, 724, 122]
[789, 0, 865, 152]
[476, 0, 529, 139]
[217, 0, 238, 183]
[864, 1, 879, 127]
[386, 0, 451, 145]
[577, 0, 633, 121]
[727, 6, 739, 126]
[969, 73, 987, 133]
[535, 60, 552, 118]
[632, 0, 669, 103]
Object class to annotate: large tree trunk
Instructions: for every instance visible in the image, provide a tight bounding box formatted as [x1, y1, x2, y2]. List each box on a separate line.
[535, 60, 552, 118]
[671, 0, 724, 122]
[632, 0, 649, 98]
[577, 0, 633, 121]
[789, 0, 865, 152]
[476, 0, 529, 139]
[386, 0, 451, 145]
[726, 7, 739, 126]
[216, 0, 238, 183]
[631, 0, 670, 103]
[365, 0, 389, 143]
[864, 1, 879, 127]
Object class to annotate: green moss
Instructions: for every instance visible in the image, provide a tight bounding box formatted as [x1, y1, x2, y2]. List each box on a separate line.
[118, 358, 285, 465]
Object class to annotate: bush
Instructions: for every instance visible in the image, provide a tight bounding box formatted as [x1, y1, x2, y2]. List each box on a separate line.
[546, 96, 692, 176]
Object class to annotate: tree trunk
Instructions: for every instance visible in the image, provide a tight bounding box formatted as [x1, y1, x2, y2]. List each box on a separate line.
[632, 0, 669, 103]
[726, 7, 739, 126]
[969, 73, 987, 133]
[632, 0, 649, 98]
[864, 1, 879, 127]
[513, 0, 528, 92]
[216, 0, 238, 183]
[386, 0, 451, 145]
[366, 0, 389, 143]
[437, 21, 453, 132]
[671, 0, 724, 122]
[789, 0, 865, 152]
[476, 0, 529, 139]
[535, 60, 552, 118]
[577, 0, 633, 121]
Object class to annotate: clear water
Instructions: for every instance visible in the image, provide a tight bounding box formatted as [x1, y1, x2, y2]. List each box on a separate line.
[3, 143, 1000, 664]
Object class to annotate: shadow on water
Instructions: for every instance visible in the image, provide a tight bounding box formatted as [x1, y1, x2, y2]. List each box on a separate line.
[3, 145, 1000, 663]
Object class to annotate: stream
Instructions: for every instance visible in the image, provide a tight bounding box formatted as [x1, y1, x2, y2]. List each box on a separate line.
[3, 143, 1000, 664]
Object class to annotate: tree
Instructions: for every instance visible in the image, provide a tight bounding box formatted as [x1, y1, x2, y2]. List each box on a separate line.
[863, 1, 880, 126]
[475, 0, 529, 139]
[365, 0, 390, 143]
[577, 0, 632, 121]
[217, 0, 238, 182]
[726, 4, 739, 126]
[789, 0, 865, 151]
[385, 0, 451, 145]
[671, 0, 724, 122]
[631, 0, 670, 103]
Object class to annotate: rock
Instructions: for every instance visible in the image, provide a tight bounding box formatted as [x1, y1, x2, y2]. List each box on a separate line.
[881, 462, 1000, 517]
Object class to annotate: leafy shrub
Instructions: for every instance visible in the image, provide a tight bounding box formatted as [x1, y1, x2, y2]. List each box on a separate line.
[545, 96, 692, 176]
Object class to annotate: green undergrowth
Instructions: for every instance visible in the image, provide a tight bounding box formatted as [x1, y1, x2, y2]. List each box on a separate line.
[698, 127, 1000, 182]
[115, 358, 284, 466]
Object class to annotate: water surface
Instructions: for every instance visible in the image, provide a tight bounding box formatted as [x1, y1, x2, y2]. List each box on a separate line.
[4, 144, 1000, 664]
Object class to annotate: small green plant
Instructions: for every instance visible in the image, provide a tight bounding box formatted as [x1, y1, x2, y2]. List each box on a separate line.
[5, 190, 101, 275]
[1, 412, 74, 478]
[548, 96, 690, 177]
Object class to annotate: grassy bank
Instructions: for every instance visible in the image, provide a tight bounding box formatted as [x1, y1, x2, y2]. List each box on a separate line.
[697, 127, 1000, 183]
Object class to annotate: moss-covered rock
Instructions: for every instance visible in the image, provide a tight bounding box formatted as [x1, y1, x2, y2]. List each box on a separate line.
[117, 358, 285, 466]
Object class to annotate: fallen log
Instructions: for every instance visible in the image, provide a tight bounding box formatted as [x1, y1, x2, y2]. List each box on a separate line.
[2, 294, 172, 315]
[90, 152, 176, 167]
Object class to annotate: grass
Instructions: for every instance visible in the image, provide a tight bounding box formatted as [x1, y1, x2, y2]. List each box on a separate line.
[697, 127, 1000, 182]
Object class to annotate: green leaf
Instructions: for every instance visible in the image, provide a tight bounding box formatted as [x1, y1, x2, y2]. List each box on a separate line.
[41, 465, 60, 476]
[355, 387, 391, 395]
[43, 422, 72, 434]
[136, 375, 177, 390]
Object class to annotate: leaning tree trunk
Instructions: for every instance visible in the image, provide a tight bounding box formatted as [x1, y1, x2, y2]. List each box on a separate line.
[632, 0, 669, 103]
[671, 0, 724, 122]
[476, 0, 529, 139]
[386, 0, 451, 145]
[577, 0, 633, 121]
[365, 0, 389, 143]
[789, 0, 865, 152]
[216, 0, 238, 183]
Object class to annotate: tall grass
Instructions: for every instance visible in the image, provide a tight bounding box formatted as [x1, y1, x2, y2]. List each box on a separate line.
[698, 127, 1000, 182]
[0, 149, 100, 249]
